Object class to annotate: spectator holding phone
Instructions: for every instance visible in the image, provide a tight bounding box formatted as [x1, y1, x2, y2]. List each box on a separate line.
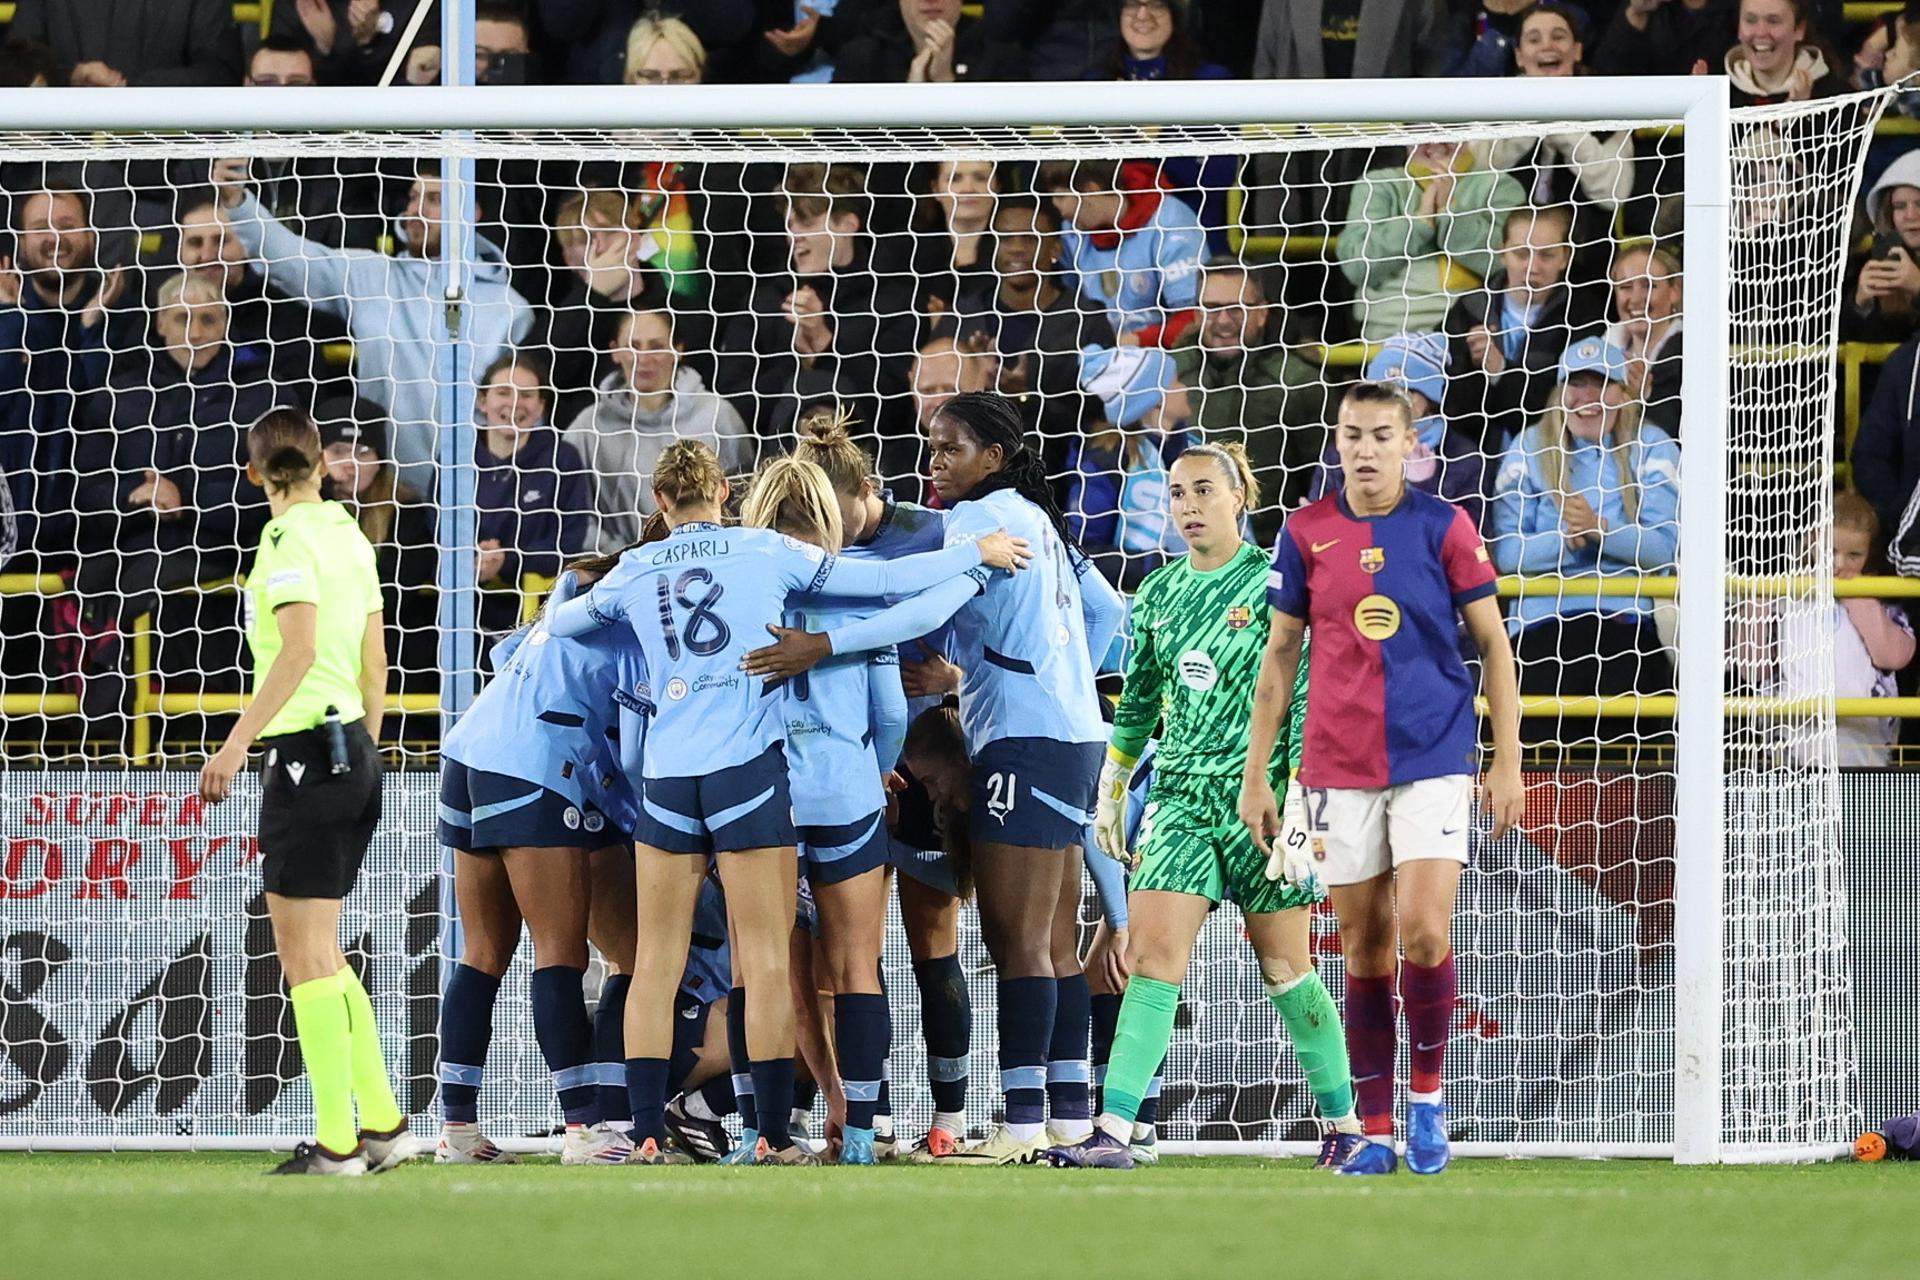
[1846, 151, 1920, 342]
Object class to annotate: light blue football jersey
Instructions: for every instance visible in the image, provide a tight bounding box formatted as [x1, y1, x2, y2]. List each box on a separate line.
[575, 635, 651, 837]
[780, 594, 901, 828]
[568, 520, 985, 779]
[442, 618, 641, 810]
[944, 488, 1106, 751]
[841, 495, 951, 722]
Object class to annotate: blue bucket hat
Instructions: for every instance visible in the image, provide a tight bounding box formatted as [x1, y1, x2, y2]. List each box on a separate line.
[1559, 335, 1631, 385]
[1365, 332, 1449, 409]
[1080, 343, 1179, 429]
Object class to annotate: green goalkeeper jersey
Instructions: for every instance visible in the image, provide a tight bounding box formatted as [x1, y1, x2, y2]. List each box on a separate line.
[1110, 541, 1309, 779]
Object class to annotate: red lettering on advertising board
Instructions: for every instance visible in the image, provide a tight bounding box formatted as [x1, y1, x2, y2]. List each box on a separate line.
[1, 838, 63, 898]
[74, 838, 142, 901]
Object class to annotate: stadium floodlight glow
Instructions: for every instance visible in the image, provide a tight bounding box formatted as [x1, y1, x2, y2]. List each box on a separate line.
[0, 77, 1883, 1164]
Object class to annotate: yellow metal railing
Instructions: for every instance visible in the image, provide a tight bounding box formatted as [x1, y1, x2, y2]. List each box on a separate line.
[1479, 695, 1920, 718]
[1495, 574, 1920, 599]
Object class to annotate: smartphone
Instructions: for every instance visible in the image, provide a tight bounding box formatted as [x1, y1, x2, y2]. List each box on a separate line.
[1873, 230, 1905, 260]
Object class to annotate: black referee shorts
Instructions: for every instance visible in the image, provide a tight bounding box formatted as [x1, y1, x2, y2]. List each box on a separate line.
[258, 721, 382, 900]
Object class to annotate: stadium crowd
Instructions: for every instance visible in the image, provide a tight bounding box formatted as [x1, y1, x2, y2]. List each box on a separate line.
[0, 0, 1914, 764]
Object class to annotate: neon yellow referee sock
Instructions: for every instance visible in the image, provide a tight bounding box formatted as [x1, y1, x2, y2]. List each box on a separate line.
[288, 971, 356, 1154]
[338, 966, 404, 1134]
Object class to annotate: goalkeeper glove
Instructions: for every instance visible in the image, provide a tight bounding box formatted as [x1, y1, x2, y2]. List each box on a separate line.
[1263, 775, 1322, 897]
[1092, 751, 1133, 865]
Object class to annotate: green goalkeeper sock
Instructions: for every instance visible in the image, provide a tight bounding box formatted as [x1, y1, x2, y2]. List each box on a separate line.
[288, 971, 357, 1154]
[338, 965, 404, 1134]
[1102, 976, 1181, 1127]
[1270, 971, 1357, 1125]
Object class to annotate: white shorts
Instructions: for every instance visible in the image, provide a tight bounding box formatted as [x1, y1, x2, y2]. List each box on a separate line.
[1300, 774, 1474, 887]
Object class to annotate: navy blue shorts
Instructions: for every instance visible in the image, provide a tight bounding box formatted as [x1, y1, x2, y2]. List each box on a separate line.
[799, 810, 890, 886]
[633, 742, 795, 856]
[439, 760, 618, 853]
[890, 840, 961, 898]
[967, 736, 1103, 850]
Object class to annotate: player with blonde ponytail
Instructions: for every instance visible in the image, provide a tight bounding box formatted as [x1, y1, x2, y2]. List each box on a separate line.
[544, 439, 1029, 1164]
[1047, 442, 1363, 1170]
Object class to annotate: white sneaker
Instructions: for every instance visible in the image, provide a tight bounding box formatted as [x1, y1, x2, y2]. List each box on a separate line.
[1130, 1127, 1160, 1166]
[434, 1122, 518, 1165]
[943, 1124, 1049, 1166]
[360, 1123, 422, 1174]
[562, 1122, 636, 1166]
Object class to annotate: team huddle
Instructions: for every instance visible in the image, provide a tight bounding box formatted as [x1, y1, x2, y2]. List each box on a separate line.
[212, 381, 1525, 1176]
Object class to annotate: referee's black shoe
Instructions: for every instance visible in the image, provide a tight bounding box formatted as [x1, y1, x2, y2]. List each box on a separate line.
[360, 1122, 422, 1173]
[267, 1141, 368, 1176]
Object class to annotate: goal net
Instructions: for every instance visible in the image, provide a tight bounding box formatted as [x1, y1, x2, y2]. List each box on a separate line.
[0, 80, 1884, 1160]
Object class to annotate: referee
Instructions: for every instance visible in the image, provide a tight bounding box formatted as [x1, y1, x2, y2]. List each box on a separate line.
[199, 406, 412, 1177]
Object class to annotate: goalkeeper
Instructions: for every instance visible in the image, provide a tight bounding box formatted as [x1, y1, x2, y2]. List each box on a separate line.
[1046, 444, 1362, 1171]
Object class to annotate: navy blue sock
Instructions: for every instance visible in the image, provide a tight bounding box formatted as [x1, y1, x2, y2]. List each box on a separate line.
[531, 965, 598, 1127]
[594, 974, 632, 1125]
[625, 1057, 670, 1144]
[437, 963, 499, 1125]
[998, 975, 1056, 1128]
[750, 1058, 796, 1148]
[1047, 973, 1092, 1122]
[793, 1076, 818, 1115]
[1090, 991, 1122, 1115]
[725, 987, 756, 1131]
[875, 965, 893, 1122]
[1137, 1054, 1168, 1130]
[696, 1070, 738, 1119]
[914, 954, 971, 1116]
[834, 992, 889, 1130]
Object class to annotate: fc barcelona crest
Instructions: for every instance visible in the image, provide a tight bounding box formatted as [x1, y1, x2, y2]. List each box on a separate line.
[1360, 546, 1386, 574]
[1224, 604, 1252, 630]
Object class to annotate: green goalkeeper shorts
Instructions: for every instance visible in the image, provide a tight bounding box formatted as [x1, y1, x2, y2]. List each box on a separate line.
[1131, 772, 1321, 915]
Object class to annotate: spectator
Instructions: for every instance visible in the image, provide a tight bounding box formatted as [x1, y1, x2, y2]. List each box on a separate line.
[715, 162, 914, 438]
[1606, 241, 1683, 435]
[540, 187, 669, 417]
[1443, 204, 1607, 450]
[1110, 0, 1230, 77]
[1039, 156, 1207, 348]
[909, 158, 999, 326]
[214, 156, 534, 498]
[317, 394, 440, 685]
[624, 10, 707, 82]
[1067, 343, 1195, 585]
[63, 270, 275, 716]
[1592, 0, 1735, 76]
[1854, 331, 1920, 539]
[1169, 259, 1325, 518]
[1253, 0, 1459, 77]
[71, 270, 274, 616]
[837, 0, 1013, 81]
[8, 0, 242, 86]
[272, 0, 419, 86]
[1723, 0, 1846, 105]
[978, 0, 1117, 80]
[1491, 336, 1679, 736]
[0, 35, 58, 86]
[1469, 5, 1634, 238]
[473, 1, 541, 83]
[1739, 490, 1914, 765]
[565, 308, 756, 552]
[1450, 0, 1571, 75]
[1337, 139, 1525, 341]
[528, 0, 753, 84]
[1105, 0, 1237, 252]
[472, 351, 593, 631]
[1852, 0, 1920, 117]
[1846, 152, 1920, 343]
[956, 195, 1117, 442]
[0, 184, 136, 563]
[1310, 332, 1485, 529]
[174, 189, 343, 401]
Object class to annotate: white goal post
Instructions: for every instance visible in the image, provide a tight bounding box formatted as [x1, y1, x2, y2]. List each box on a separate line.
[0, 76, 1883, 1164]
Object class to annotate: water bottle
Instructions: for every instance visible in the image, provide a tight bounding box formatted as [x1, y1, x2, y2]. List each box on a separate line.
[323, 705, 351, 776]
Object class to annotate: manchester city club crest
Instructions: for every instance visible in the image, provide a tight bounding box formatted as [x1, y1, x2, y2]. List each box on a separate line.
[1360, 546, 1385, 574]
[1225, 604, 1252, 630]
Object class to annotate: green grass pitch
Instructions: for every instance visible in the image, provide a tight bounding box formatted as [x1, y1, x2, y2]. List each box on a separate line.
[2, 1153, 1908, 1280]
